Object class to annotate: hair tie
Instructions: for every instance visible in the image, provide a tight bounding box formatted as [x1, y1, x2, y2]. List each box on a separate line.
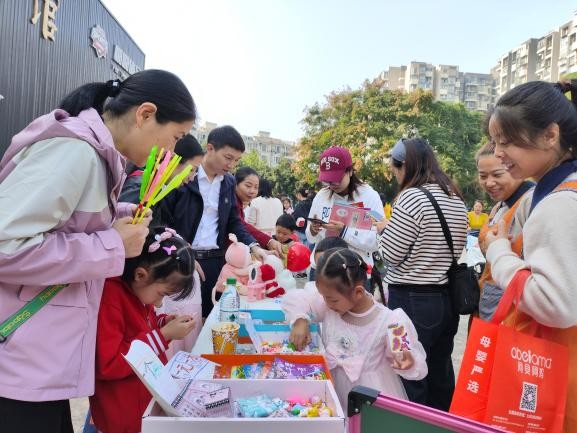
[106, 79, 122, 97]
[148, 227, 182, 253]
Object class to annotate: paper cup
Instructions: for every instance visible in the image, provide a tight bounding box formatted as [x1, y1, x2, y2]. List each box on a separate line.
[211, 321, 240, 354]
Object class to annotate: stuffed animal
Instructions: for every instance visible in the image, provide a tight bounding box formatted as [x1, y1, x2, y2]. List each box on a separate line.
[211, 234, 252, 304]
[246, 262, 267, 301]
[261, 263, 285, 298]
[245, 255, 294, 301]
[276, 269, 297, 291]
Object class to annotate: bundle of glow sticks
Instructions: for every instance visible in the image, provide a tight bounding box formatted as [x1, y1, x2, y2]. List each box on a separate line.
[132, 146, 193, 224]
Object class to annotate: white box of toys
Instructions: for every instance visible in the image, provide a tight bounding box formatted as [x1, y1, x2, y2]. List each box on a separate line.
[141, 378, 346, 433]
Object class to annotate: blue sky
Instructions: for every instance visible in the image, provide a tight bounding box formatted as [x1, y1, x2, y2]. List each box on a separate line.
[102, 0, 577, 141]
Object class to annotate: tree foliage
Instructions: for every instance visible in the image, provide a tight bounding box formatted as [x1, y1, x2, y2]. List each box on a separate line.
[238, 150, 300, 197]
[296, 80, 485, 204]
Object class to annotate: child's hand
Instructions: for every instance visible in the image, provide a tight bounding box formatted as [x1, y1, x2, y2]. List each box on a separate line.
[391, 349, 414, 370]
[160, 315, 195, 340]
[289, 318, 311, 351]
[164, 314, 177, 324]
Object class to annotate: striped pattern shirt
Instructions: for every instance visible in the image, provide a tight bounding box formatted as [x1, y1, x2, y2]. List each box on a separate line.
[379, 183, 467, 285]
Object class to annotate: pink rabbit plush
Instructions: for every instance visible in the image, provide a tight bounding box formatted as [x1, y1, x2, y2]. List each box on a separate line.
[211, 233, 252, 304]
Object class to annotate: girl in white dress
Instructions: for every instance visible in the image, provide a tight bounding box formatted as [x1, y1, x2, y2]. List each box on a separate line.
[283, 248, 427, 411]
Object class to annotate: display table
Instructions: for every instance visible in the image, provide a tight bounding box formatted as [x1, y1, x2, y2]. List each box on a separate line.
[191, 294, 285, 355]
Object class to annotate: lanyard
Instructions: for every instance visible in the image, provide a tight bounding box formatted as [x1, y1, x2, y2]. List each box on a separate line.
[0, 284, 67, 342]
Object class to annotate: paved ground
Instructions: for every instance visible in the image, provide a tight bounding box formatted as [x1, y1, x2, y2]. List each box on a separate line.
[69, 315, 470, 432]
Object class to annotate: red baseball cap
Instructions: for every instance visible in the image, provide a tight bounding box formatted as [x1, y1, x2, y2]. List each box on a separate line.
[318, 146, 353, 183]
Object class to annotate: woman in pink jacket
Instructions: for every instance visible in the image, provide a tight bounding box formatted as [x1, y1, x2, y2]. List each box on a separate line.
[0, 70, 196, 433]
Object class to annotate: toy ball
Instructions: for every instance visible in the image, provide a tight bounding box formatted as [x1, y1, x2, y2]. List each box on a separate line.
[286, 243, 311, 272]
[307, 407, 319, 417]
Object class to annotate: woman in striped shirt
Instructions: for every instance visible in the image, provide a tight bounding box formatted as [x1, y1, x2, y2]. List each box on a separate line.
[377, 138, 467, 411]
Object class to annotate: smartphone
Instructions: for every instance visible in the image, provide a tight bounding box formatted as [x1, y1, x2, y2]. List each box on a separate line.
[306, 217, 326, 225]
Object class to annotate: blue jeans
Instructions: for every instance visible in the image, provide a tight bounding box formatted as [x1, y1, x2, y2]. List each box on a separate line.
[388, 284, 459, 411]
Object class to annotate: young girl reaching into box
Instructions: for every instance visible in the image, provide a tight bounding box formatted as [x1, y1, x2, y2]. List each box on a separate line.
[283, 247, 427, 410]
[89, 227, 197, 433]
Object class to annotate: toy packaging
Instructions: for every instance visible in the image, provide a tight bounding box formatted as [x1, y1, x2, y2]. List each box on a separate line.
[213, 357, 327, 380]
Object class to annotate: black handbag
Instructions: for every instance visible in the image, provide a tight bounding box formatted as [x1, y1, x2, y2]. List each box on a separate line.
[419, 187, 480, 315]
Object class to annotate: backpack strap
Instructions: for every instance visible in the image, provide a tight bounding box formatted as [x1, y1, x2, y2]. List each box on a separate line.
[418, 187, 457, 263]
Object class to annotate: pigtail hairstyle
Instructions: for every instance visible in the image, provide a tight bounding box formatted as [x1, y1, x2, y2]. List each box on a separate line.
[316, 247, 368, 296]
[122, 226, 195, 301]
[489, 80, 577, 159]
[59, 69, 196, 124]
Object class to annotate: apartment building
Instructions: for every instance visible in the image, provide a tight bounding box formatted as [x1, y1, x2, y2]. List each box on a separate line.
[536, 31, 560, 82]
[493, 39, 539, 95]
[493, 11, 577, 99]
[378, 66, 406, 90]
[191, 123, 294, 167]
[244, 131, 294, 167]
[405, 61, 435, 93]
[378, 62, 494, 112]
[434, 65, 461, 103]
[558, 16, 577, 78]
[461, 72, 494, 112]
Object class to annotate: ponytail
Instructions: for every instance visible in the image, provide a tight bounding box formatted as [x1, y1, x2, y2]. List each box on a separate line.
[554, 79, 577, 106]
[59, 80, 120, 116]
[58, 69, 196, 123]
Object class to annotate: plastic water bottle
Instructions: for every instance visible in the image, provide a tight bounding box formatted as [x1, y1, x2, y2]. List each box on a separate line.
[219, 277, 240, 323]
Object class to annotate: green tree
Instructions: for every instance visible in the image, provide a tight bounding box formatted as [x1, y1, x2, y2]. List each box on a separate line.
[296, 80, 484, 205]
[237, 151, 300, 197]
[238, 150, 274, 179]
[269, 157, 299, 197]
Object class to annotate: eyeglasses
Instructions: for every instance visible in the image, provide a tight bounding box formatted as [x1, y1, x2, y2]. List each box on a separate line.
[321, 181, 341, 187]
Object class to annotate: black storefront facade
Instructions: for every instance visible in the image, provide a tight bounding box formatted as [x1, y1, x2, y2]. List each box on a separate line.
[0, 0, 145, 157]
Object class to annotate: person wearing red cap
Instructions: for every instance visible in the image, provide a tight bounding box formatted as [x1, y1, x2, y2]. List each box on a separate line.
[306, 146, 383, 268]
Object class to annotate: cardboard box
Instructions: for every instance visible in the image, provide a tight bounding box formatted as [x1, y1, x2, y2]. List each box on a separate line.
[202, 353, 332, 380]
[237, 324, 324, 354]
[141, 379, 345, 433]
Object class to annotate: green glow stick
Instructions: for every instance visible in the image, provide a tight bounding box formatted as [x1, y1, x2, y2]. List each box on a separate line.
[141, 147, 165, 203]
[151, 165, 193, 205]
[139, 146, 157, 201]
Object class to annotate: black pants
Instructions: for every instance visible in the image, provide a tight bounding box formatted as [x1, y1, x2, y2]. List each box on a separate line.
[197, 256, 226, 318]
[388, 284, 460, 411]
[0, 397, 73, 433]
